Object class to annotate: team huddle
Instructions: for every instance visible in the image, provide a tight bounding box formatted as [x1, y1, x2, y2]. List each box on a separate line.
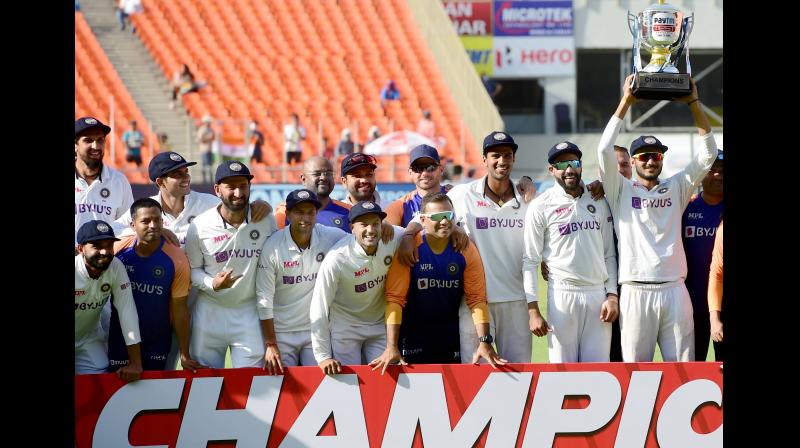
[75, 78, 722, 382]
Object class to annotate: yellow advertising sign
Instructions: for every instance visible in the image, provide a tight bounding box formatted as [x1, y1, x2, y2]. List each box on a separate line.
[461, 36, 494, 76]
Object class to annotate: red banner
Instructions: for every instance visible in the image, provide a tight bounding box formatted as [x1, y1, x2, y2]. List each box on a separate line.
[76, 363, 722, 447]
[443, 1, 493, 36]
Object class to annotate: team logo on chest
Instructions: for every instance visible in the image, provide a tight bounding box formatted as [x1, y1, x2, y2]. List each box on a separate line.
[332, 217, 343, 226]
[188, 216, 196, 223]
[152, 266, 165, 279]
[447, 262, 460, 276]
[316, 252, 325, 262]
[587, 204, 596, 214]
[657, 186, 670, 194]
[100, 283, 111, 293]
[100, 188, 110, 198]
[384, 255, 393, 266]
[250, 230, 260, 240]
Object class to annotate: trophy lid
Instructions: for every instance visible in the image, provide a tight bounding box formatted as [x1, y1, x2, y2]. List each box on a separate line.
[645, 1, 680, 12]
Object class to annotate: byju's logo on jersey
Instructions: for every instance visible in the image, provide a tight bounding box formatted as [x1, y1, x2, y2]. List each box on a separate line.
[417, 277, 460, 290]
[214, 248, 261, 263]
[632, 197, 673, 209]
[283, 273, 317, 285]
[215, 251, 229, 263]
[684, 226, 717, 238]
[282, 276, 296, 285]
[559, 220, 600, 236]
[417, 278, 429, 290]
[354, 275, 387, 293]
[475, 217, 524, 230]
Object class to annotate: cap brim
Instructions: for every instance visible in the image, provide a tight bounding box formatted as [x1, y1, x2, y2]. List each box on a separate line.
[288, 198, 322, 210]
[342, 162, 377, 176]
[79, 235, 120, 244]
[76, 124, 112, 137]
[349, 210, 387, 223]
[151, 161, 198, 181]
[215, 174, 255, 183]
[631, 145, 668, 155]
[409, 155, 439, 166]
[483, 142, 518, 153]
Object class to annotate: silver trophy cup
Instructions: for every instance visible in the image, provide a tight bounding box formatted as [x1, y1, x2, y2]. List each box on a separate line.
[628, 0, 694, 99]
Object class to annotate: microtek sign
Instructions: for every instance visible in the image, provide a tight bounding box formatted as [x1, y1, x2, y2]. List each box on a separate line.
[76, 363, 722, 447]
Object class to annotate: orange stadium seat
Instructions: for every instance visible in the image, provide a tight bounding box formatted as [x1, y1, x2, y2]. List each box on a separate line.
[75, 12, 157, 184]
[129, 0, 479, 182]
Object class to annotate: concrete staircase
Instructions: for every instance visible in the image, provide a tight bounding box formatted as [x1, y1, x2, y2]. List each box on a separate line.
[79, 0, 200, 180]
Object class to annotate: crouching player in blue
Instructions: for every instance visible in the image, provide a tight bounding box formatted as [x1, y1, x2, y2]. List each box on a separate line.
[108, 198, 205, 372]
[370, 192, 507, 373]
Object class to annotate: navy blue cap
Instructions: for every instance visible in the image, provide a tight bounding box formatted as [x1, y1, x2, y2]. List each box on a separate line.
[482, 131, 518, 154]
[630, 135, 668, 155]
[715, 149, 724, 161]
[286, 188, 322, 210]
[341, 153, 377, 176]
[348, 200, 387, 223]
[75, 116, 111, 138]
[409, 144, 440, 166]
[77, 220, 119, 245]
[547, 141, 582, 164]
[148, 152, 197, 182]
[215, 160, 254, 184]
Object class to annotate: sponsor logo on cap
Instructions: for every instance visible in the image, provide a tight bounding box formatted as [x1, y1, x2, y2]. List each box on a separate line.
[101, 283, 111, 293]
[152, 266, 165, 279]
[250, 230, 260, 240]
[297, 191, 310, 199]
[100, 188, 110, 198]
[230, 163, 243, 171]
[362, 202, 375, 210]
[447, 262, 460, 276]
[169, 153, 182, 161]
[644, 137, 657, 145]
[316, 252, 324, 262]
[85, 118, 97, 125]
[384, 255, 393, 266]
[494, 132, 507, 140]
[96, 223, 109, 233]
[587, 205, 596, 214]
[556, 142, 568, 150]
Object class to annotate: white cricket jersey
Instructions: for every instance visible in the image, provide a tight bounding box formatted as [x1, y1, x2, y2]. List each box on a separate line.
[74, 255, 140, 345]
[185, 205, 278, 307]
[114, 191, 220, 247]
[309, 227, 405, 361]
[598, 116, 717, 283]
[75, 165, 134, 244]
[522, 181, 618, 302]
[255, 224, 348, 331]
[447, 176, 528, 303]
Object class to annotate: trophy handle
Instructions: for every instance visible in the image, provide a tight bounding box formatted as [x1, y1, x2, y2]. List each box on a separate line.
[627, 11, 638, 36]
[668, 14, 694, 74]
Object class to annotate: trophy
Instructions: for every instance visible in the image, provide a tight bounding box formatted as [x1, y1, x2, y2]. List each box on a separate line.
[628, 0, 694, 100]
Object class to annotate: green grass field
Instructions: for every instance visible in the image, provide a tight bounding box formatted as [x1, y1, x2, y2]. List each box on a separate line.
[180, 266, 714, 370]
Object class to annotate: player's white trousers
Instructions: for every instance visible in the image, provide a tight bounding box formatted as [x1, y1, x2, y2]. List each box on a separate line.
[75, 325, 109, 374]
[276, 330, 315, 367]
[190, 298, 265, 368]
[459, 299, 532, 363]
[546, 281, 611, 363]
[330, 320, 386, 365]
[619, 281, 695, 362]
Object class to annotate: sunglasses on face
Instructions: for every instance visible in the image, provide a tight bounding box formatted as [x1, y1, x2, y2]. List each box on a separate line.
[551, 160, 582, 170]
[410, 163, 439, 173]
[345, 154, 377, 167]
[633, 152, 664, 162]
[420, 211, 455, 222]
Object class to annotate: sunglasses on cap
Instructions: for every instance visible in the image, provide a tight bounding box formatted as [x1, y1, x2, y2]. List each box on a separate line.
[632, 152, 664, 162]
[551, 160, 582, 170]
[420, 211, 455, 222]
[410, 163, 439, 173]
[345, 154, 377, 167]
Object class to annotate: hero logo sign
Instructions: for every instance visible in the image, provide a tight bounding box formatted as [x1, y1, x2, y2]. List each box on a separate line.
[77, 364, 722, 448]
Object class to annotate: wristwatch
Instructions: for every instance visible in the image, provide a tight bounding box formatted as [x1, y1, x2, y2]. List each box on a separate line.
[478, 334, 494, 344]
